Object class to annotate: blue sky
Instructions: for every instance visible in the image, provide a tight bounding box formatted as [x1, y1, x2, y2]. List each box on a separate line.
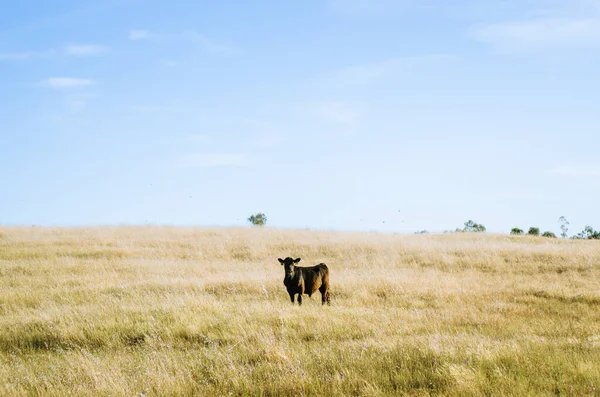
[1, 0, 599, 235]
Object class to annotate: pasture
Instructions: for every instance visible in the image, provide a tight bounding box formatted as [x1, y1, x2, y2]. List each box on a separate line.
[0, 226, 599, 396]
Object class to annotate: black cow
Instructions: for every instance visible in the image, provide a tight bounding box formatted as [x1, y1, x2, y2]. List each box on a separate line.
[278, 257, 330, 305]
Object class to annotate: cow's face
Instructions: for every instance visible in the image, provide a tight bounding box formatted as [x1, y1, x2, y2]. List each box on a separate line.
[278, 257, 301, 277]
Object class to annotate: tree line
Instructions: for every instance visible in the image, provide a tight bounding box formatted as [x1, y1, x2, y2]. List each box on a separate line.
[248, 212, 599, 240]
[440, 217, 599, 240]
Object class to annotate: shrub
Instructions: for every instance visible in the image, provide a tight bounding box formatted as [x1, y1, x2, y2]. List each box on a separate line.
[527, 227, 540, 237]
[572, 226, 600, 240]
[247, 213, 267, 227]
[510, 228, 524, 236]
[462, 220, 486, 233]
[541, 231, 557, 238]
[558, 216, 569, 239]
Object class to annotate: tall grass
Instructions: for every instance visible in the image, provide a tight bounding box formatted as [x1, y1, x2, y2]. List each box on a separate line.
[0, 226, 599, 396]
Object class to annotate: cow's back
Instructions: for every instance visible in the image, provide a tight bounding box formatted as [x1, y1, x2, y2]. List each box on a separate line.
[302, 264, 329, 295]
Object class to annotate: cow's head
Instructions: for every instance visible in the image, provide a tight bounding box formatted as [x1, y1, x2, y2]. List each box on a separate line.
[278, 257, 301, 277]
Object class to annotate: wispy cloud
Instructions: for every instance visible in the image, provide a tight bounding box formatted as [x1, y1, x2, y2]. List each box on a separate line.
[0, 50, 56, 61]
[175, 153, 248, 168]
[329, 0, 423, 17]
[44, 78, 95, 89]
[65, 44, 109, 56]
[333, 54, 454, 86]
[128, 30, 152, 41]
[241, 119, 288, 149]
[185, 32, 232, 53]
[472, 17, 600, 52]
[549, 164, 600, 177]
[2, 44, 109, 60]
[470, 0, 600, 53]
[253, 131, 287, 148]
[186, 133, 211, 144]
[317, 101, 360, 127]
[160, 59, 179, 67]
[483, 190, 551, 202]
[67, 99, 87, 112]
[132, 105, 189, 112]
[127, 29, 233, 53]
[65, 93, 96, 113]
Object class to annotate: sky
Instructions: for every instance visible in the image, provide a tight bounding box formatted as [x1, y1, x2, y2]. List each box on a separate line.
[1, 0, 599, 235]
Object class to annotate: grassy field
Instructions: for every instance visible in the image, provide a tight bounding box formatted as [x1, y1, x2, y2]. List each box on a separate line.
[0, 226, 599, 396]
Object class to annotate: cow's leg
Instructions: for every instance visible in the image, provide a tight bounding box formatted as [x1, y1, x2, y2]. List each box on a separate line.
[320, 285, 330, 305]
[289, 292, 295, 304]
[298, 285, 305, 306]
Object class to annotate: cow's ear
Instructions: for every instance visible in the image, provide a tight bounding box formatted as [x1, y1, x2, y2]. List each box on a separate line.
[294, 258, 301, 263]
[278, 258, 284, 265]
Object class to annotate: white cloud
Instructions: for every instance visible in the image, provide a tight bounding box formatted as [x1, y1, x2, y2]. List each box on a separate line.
[185, 32, 233, 53]
[549, 164, 600, 177]
[67, 100, 87, 112]
[132, 105, 189, 112]
[187, 133, 210, 143]
[128, 29, 233, 53]
[0, 50, 56, 61]
[160, 60, 179, 67]
[334, 54, 454, 86]
[329, 0, 421, 17]
[44, 77, 95, 89]
[175, 153, 248, 168]
[484, 190, 551, 201]
[129, 30, 152, 40]
[317, 101, 360, 127]
[241, 119, 288, 148]
[65, 93, 96, 113]
[65, 44, 109, 56]
[253, 131, 287, 148]
[1, 45, 109, 60]
[472, 17, 600, 51]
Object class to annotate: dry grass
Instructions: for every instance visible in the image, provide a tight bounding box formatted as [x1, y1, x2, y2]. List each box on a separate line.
[0, 226, 599, 396]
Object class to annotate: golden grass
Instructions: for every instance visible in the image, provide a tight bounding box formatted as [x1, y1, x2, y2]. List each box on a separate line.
[0, 226, 599, 396]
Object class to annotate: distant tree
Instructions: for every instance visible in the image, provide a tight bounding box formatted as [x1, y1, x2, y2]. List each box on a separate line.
[527, 227, 540, 237]
[414, 230, 429, 235]
[558, 216, 570, 239]
[572, 225, 600, 240]
[542, 231, 557, 238]
[510, 228, 524, 235]
[462, 220, 486, 233]
[247, 213, 267, 227]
